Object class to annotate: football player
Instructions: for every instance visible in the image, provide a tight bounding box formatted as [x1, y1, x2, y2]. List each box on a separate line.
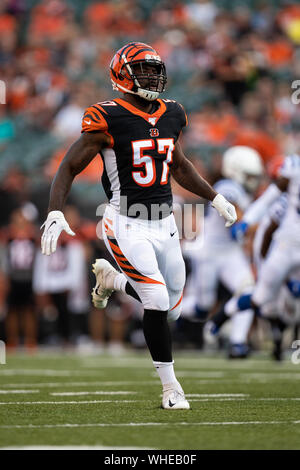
[251, 192, 300, 360]
[193, 146, 263, 357]
[3, 207, 38, 350]
[222, 154, 300, 325]
[41, 42, 237, 410]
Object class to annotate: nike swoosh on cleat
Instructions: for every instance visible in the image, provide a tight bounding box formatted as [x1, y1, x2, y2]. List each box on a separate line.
[170, 232, 176, 237]
[168, 399, 175, 407]
[84, 119, 91, 124]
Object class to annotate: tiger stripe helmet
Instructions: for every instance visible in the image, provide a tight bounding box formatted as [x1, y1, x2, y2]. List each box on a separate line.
[110, 42, 167, 101]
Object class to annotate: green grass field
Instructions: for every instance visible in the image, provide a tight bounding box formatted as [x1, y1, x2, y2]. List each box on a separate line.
[0, 350, 300, 450]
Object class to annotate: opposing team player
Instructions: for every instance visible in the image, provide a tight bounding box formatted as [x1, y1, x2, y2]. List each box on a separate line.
[223, 154, 300, 324]
[40, 42, 237, 409]
[252, 192, 300, 360]
[191, 146, 263, 357]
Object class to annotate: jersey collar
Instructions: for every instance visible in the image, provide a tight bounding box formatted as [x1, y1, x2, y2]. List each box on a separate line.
[114, 98, 166, 125]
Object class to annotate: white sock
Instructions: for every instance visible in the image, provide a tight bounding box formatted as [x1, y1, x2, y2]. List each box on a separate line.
[153, 361, 182, 391]
[113, 273, 127, 292]
[230, 309, 254, 344]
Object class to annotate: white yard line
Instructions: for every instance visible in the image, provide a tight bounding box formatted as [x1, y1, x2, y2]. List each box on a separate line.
[80, 357, 292, 369]
[189, 397, 300, 402]
[188, 398, 247, 402]
[185, 394, 248, 398]
[1, 420, 300, 430]
[0, 390, 39, 394]
[256, 398, 300, 401]
[240, 373, 300, 380]
[0, 400, 138, 405]
[0, 381, 159, 388]
[0, 397, 299, 405]
[0, 370, 100, 377]
[79, 360, 156, 370]
[2, 370, 298, 381]
[174, 358, 296, 369]
[155, 371, 225, 378]
[4, 353, 295, 369]
[50, 391, 137, 396]
[0, 378, 297, 388]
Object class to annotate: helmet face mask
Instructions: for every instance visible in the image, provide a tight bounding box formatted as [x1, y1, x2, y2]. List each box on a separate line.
[129, 61, 167, 93]
[243, 172, 263, 193]
[110, 43, 167, 101]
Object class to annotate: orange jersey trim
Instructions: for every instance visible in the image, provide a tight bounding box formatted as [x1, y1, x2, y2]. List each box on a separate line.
[114, 98, 166, 124]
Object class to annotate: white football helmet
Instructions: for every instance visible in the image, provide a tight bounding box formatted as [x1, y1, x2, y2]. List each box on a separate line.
[222, 146, 263, 192]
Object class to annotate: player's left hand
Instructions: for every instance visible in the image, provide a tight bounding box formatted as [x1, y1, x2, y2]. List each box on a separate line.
[230, 221, 249, 241]
[41, 210, 75, 256]
[211, 193, 237, 227]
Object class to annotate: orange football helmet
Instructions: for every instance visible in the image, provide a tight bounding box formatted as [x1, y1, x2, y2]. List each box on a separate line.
[110, 42, 167, 101]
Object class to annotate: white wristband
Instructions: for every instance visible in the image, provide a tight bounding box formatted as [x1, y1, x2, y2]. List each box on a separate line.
[47, 210, 66, 220]
[211, 193, 226, 212]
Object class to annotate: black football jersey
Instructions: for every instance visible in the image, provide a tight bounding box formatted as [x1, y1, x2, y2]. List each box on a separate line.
[81, 98, 187, 219]
[6, 237, 36, 281]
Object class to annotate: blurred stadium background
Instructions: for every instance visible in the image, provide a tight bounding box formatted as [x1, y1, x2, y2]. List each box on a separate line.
[0, 0, 300, 356]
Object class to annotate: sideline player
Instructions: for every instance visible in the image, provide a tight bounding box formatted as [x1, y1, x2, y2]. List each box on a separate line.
[41, 42, 237, 409]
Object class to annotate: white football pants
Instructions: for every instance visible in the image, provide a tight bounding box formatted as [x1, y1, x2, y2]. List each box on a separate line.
[102, 205, 186, 321]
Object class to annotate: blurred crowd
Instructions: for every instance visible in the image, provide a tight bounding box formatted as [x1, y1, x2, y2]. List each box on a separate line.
[0, 0, 300, 353]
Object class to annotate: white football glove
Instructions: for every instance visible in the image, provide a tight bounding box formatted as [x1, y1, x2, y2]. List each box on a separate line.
[211, 193, 237, 227]
[41, 210, 75, 256]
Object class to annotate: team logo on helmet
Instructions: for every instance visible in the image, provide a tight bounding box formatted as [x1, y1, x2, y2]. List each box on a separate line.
[110, 42, 167, 102]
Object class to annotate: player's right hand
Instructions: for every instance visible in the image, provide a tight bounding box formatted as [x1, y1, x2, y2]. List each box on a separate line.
[41, 210, 75, 256]
[211, 193, 237, 227]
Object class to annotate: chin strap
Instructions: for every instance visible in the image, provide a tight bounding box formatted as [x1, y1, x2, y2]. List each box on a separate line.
[137, 88, 159, 101]
[113, 81, 159, 102]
